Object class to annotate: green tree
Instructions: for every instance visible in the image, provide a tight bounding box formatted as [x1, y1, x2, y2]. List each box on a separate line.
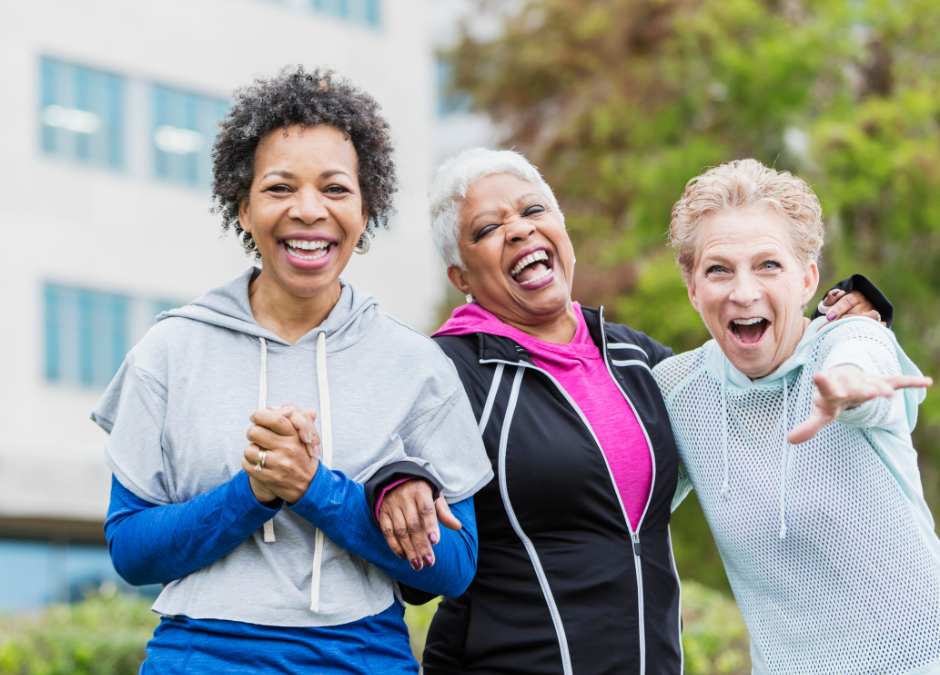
[449, 0, 940, 590]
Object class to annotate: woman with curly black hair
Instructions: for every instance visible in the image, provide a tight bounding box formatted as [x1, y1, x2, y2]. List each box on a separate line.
[91, 66, 492, 674]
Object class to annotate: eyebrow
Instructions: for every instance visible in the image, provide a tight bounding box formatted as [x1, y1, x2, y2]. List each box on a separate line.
[259, 169, 352, 180]
[469, 210, 500, 229]
[468, 193, 545, 229]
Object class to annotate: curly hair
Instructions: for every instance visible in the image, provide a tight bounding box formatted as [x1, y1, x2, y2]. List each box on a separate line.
[669, 159, 824, 282]
[211, 65, 398, 257]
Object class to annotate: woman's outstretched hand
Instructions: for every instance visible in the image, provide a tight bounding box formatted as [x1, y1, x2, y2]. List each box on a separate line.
[378, 480, 463, 571]
[788, 365, 932, 444]
[816, 289, 886, 329]
[242, 404, 321, 504]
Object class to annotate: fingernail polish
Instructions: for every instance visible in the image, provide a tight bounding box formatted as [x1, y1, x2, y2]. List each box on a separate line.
[397, 551, 407, 560]
[424, 555, 434, 567]
[827, 312, 836, 321]
[411, 559, 422, 571]
[429, 532, 439, 544]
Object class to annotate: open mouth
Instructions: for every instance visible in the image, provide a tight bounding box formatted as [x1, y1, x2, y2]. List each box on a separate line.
[729, 317, 769, 345]
[284, 238, 332, 262]
[510, 249, 554, 286]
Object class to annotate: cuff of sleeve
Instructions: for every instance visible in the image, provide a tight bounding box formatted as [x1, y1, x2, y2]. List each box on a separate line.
[363, 462, 443, 525]
[286, 463, 334, 525]
[229, 471, 283, 522]
[810, 274, 894, 328]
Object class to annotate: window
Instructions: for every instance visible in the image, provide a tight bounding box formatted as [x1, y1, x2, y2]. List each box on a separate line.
[0, 540, 159, 611]
[311, 0, 380, 27]
[152, 85, 228, 187]
[436, 57, 472, 116]
[40, 58, 124, 169]
[44, 284, 130, 389]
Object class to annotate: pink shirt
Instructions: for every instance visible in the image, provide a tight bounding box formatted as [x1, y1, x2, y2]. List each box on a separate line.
[435, 302, 652, 530]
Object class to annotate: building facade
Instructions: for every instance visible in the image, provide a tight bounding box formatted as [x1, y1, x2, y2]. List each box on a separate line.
[0, 0, 491, 610]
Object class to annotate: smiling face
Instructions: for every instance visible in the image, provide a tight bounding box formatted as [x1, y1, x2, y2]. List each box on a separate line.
[447, 173, 576, 331]
[687, 208, 819, 379]
[238, 124, 367, 302]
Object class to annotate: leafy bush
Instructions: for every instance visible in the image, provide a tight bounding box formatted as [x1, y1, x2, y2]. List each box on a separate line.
[0, 581, 748, 673]
[0, 594, 157, 675]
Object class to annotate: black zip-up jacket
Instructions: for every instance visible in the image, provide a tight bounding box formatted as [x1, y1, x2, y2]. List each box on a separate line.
[420, 305, 682, 675]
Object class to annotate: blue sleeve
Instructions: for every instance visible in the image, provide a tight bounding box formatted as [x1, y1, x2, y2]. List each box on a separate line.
[105, 472, 282, 586]
[289, 466, 477, 598]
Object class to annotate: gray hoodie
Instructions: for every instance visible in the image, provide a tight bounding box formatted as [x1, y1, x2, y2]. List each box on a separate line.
[91, 267, 493, 627]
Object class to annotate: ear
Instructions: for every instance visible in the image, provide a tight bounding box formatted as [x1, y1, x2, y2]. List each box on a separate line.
[686, 276, 701, 313]
[446, 266, 471, 296]
[238, 198, 252, 233]
[801, 261, 820, 307]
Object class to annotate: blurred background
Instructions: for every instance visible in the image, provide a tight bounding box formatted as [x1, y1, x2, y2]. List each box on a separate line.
[1, 0, 938, 673]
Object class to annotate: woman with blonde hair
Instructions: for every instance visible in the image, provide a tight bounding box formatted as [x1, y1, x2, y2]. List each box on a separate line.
[656, 159, 940, 674]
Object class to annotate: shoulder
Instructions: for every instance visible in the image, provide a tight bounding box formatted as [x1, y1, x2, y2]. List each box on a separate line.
[602, 320, 674, 367]
[373, 310, 456, 361]
[651, 345, 709, 399]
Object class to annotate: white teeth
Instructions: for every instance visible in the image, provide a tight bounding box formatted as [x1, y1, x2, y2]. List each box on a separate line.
[510, 250, 550, 277]
[286, 239, 330, 262]
[732, 318, 765, 325]
[518, 266, 552, 285]
[285, 239, 330, 251]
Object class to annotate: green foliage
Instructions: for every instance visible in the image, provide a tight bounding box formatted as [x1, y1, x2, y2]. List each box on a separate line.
[451, 0, 940, 589]
[0, 595, 158, 675]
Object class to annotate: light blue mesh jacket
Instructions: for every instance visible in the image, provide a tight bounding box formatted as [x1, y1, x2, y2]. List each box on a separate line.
[655, 316, 940, 675]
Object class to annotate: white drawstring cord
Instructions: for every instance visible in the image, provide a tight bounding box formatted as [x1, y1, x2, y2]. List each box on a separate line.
[258, 338, 276, 543]
[720, 380, 731, 501]
[779, 379, 790, 540]
[310, 331, 332, 612]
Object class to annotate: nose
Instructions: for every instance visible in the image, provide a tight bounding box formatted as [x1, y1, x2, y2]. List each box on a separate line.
[729, 269, 762, 307]
[505, 215, 535, 243]
[288, 186, 329, 224]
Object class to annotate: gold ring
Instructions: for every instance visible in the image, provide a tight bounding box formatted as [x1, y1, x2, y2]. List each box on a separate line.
[255, 450, 266, 471]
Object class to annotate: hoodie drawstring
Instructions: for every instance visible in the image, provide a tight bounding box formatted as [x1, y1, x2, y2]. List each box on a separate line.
[258, 338, 276, 543]
[720, 380, 731, 501]
[256, 333, 331, 612]
[310, 331, 332, 613]
[778, 378, 791, 540]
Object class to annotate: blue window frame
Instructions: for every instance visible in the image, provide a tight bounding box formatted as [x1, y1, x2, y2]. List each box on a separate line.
[311, 0, 380, 27]
[0, 540, 159, 611]
[152, 85, 228, 187]
[436, 57, 472, 116]
[44, 284, 130, 389]
[40, 58, 124, 169]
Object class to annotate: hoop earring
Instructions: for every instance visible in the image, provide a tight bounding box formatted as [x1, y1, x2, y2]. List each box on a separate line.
[354, 233, 371, 255]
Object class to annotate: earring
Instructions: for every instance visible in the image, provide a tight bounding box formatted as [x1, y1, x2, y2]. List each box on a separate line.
[354, 233, 371, 255]
[465, 294, 474, 304]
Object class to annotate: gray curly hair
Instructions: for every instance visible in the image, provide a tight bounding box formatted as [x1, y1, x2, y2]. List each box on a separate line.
[211, 65, 398, 258]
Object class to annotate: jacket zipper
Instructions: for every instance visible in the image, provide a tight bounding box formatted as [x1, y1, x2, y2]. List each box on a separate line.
[481, 343, 654, 675]
[596, 306, 661, 675]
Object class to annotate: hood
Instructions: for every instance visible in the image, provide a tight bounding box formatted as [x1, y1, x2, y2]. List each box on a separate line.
[161, 266, 379, 352]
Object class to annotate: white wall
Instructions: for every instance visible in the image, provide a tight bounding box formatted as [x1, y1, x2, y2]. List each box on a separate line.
[0, 0, 441, 524]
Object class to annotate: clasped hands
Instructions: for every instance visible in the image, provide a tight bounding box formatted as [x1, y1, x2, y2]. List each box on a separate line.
[241, 403, 321, 505]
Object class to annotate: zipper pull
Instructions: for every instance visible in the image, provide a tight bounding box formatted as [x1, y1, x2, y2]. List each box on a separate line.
[632, 532, 642, 557]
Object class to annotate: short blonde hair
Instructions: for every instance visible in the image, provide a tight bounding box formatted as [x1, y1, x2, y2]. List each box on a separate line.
[669, 159, 824, 281]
